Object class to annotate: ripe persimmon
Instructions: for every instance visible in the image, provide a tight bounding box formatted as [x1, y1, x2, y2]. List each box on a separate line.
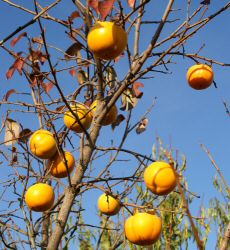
[98, 193, 121, 216]
[30, 129, 57, 159]
[187, 64, 214, 90]
[48, 151, 75, 178]
[90, 100, 118, 126]
[125, 212, 162, 246]
[87, 21, 127, 60]
[25, 183, 55, 212]
[144, 161, 177, 195]
[64, 104, 92, 133]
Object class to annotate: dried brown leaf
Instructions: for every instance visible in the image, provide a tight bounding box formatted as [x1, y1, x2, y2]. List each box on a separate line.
[6, 66, 16, 80]
[32, 37, 44, 44]
[133, 82, 144, 98]
[69, 69, 77, 77]
[127, 0, 135, 8]
[4, 118, 20, 146]
[136, 118, 148, 134]
[18, 128, 32, 143]
[14, 58, 25, 75]
[69, 11, 80, 22]
[98, 0, 116, 20]
[89, 0, 99, 13]
[65, 42, 82, 60]
[41, 82, 54, 93]
[121, 88, 138, 111]
[3, 89, 16, 101]
[10, 32, 27, 48]
[77, 70, 88, 85]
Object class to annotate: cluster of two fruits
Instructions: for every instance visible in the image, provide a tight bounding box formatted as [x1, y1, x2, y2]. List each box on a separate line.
[98, 161, 177, 246]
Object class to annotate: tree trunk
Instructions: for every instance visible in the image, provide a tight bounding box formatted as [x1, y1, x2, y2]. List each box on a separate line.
[47, 124, 101, 250]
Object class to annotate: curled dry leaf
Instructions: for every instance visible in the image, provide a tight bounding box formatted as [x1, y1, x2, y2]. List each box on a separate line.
[18, 128, 32, 143]
[133, 82, 144, 98]
[77, 70, 88, 85]
[41, 82, 54, 93]
[6, 66, 16, 80]
[3, 89, 17, 101]
[32, 37, 44, 44]
[10, 32, 27, 48]
[121, 88, 138, 111]
[136, 118, 149, 134]
[98, 0, 116, 20]
[127, 0, 135, 8]
[28, 50, 47, 65]
[89, 0, 99, 13]
[105, 66, 117, 89]
[69, 69, 77, 77]
[6, 57, 25, 80]
[65, 42, 82, 60]
[69, 11, 80, 22]
[111, 114, 125, 130]
[4, 118, 21, 146]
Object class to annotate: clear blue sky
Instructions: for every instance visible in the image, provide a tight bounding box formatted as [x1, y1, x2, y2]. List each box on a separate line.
[0, 1, 230, 249]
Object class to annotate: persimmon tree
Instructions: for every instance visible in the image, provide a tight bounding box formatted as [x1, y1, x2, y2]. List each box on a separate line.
[0, 1, 230, 250]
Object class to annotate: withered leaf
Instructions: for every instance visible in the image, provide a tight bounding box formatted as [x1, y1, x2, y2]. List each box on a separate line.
[18, 128, 32, 143]
[3, 89, 17, 101]
[6, 52, 24, 79]
[41, 82, 54, 93]
[69, 11, 80, 22]
[14, 58, 24, 75]
[10, 32, 27, 48]
[89, 0, 99, 13]
[32, 37, 44, 44]
[6, 66, 16, 80]
[4, 118, 20, 146]
[105, 66, 117, 89]
[65, 42, 82, 60]
[98, 0, 116, 20]
[136, 118, 148, 134]
[133, 82, 144, 98]
[77, 70, 88, 85]
[121, 88, 138, 111]
[111, 114, 125, 130]
[69, 69, 77, 77]
[127, 0, 135, 8]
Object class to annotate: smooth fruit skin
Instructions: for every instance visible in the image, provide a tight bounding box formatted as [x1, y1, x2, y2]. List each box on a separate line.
[25, 183, 55, 212]
[125, 212, 162, 246]
[187, 64, 214, 90]
[30, 130, 57, 159]
[48, 151, 75, 178]
[64, 104, 92, 133]
[144, 161, 177, 195]
[87, 21, 127, 60]
[98, 193, 121, 216]
[90, 100, 118, 126]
